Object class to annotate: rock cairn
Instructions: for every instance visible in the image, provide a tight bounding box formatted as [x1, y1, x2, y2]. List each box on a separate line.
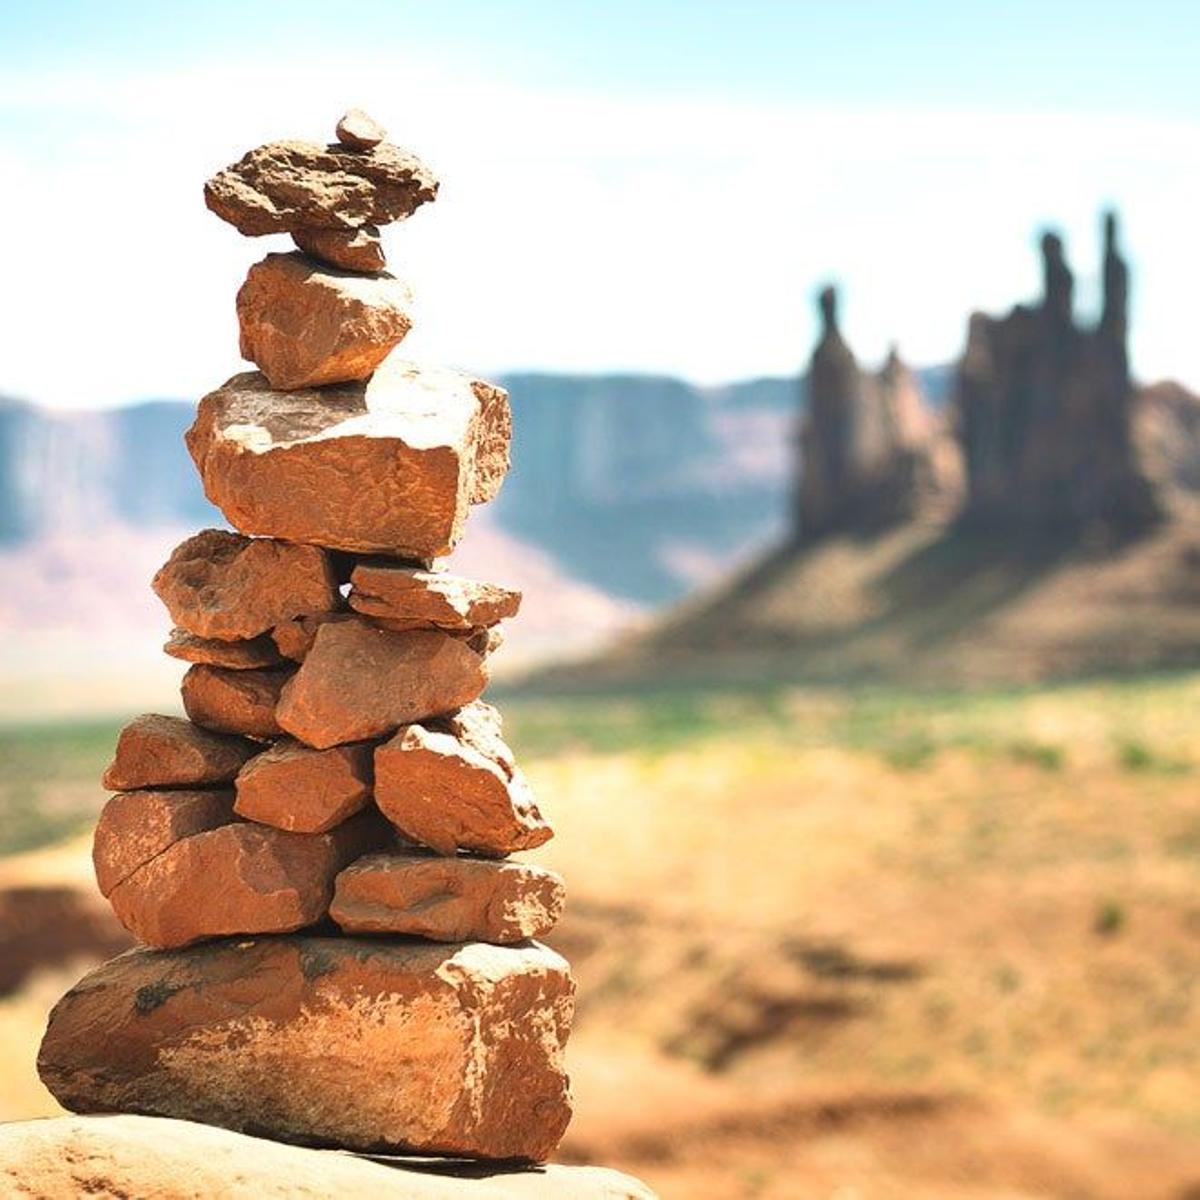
[38, 113, 575, 1165]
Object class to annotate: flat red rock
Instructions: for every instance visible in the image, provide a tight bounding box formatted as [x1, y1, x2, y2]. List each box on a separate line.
[237, 252, 412, 390]
[235, 739, 374, 833]
[93, 789, 236, 897]
[332, 851, 565, 944]
[180, 664, 294, 739]
[349, 564, 520, 631]
[186, 360, 511, 559]
[292, 224, 385, 272]
[164, 628, 285, 670]
[374, 725, 551, 857]
[38, 936, 573, 1161]
[106, 811, 388, 948]
[102, 714, 257, 791]
[153, 529, 337, 641]
[276, 619, 487, 750]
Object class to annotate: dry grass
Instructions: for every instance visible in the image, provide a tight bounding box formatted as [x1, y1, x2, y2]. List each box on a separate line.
[2, 675, 1200, 1196]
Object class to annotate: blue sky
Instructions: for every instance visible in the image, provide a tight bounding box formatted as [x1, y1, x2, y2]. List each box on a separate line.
[2, 2, 1198, 406]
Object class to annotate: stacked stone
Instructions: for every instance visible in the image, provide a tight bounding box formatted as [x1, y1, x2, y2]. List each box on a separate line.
[38, 112, 573, 1165]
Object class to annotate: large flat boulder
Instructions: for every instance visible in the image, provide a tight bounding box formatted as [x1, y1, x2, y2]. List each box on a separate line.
[0, 1115, 656, 1198]
[375, 725, 551, 857]
[276, 618, 487, 749]
[332, 851, 565, 944]
[153, 529, 337, 641]
[102, 714, 258, 791]
[204, 139, 438, 236]
[237, 252, 412, 390]
[38, 936, 575, 1162]
[185, 360, 510, 559]
[349, 564, 520, 631]
[106, 811, 388, 948]
[235, 738, 374, 833]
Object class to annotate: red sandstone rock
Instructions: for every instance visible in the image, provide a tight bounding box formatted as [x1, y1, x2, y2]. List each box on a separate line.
[0, 1115, 655, 1198]
[292, 224, 385, 272]
[428, 701, 516, 778]
[106, 811, 388, 948]
[102, 714, 257, 791]
[336, 108, 387, 150]
[38, 936, 573, 1161]
[153, 529, 337, 641]
[271, 611, 356, 662]
[374, 725, 551, 857]
[332, 851, 565, 944]
[235, 739, 374, 833]
[237, 252, 412, 390]
[349, 564, 520, 631]
[276, 619, 487, 750]
[164, 628, 285, 670]
[180, 664, 293, 739]
[186, 361, 511, 558]
[204, 139, 437, 237]
[93, 789, 236, 897]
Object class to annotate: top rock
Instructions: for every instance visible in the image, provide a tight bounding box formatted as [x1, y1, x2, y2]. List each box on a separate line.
[204, 138, 437, 237]
[336, 108, 387, 149]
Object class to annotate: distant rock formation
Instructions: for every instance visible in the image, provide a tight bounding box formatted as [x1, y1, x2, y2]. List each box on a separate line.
[796, 287, 958, 541]
[954, 212, 1161, 535]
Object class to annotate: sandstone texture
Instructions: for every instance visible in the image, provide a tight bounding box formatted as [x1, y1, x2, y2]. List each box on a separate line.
[102, 714, 257, 791]
[332, 851, 565, 944]
[153, 529, 337, 641]
[38, 936, 575, 1161]
[375, 724, 551, 857]
[0, 1115, 656, 1199]
[93, 788, 236, 897]
[337, 108, 387, 149]
[165, 627, 285, 669]
[107, 812, 387, 948]
[181, 664, 294, 739]
[237, 252, 413, 390]
[204, 139, 438, 237]
[350, 563, 521, 631]
[272, 611, 356, 661]
[235, 739, 374, 833]
[293, 223, 385, 272]
[431, 701, 516, 777]
[277, 619, 487, 749]
[186, 360, 511, 558]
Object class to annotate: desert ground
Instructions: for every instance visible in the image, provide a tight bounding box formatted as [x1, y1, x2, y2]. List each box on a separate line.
[2, 675, 1199, 1198]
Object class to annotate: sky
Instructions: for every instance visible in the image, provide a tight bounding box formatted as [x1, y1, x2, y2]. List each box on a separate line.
[1, 1, 1199, 409]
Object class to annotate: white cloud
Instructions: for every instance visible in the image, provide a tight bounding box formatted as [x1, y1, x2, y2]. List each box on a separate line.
[1, 55, 1197, 408]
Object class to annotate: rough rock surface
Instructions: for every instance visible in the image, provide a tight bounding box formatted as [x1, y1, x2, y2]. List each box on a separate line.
[0, 1115, 655, 1199]
[292, 223, 385, 272]
[164, 627, 286, 669]
[332, 851, 565, 943]
[272, 611, 356, 661]
[235, 739, 374, 833]
[187, 360, 511, 558]
[375, 724, 551, 857]
[350, 564, 520, 631]
[204, 139, 438, 236]
[955, 213, 1162, 534]
[93, 788, 236, 897]
[38, 936, 575, 1161]
[276, 619, 487, 749]
[106, 812, 388, 947]
[102, 714, 257, 791]
[153, 529, 337, 641]
[429, 701, 516, 777]
[336, 108, 387, 149]
[181, 664, 294, 739]
[237, 252, 413, 390]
